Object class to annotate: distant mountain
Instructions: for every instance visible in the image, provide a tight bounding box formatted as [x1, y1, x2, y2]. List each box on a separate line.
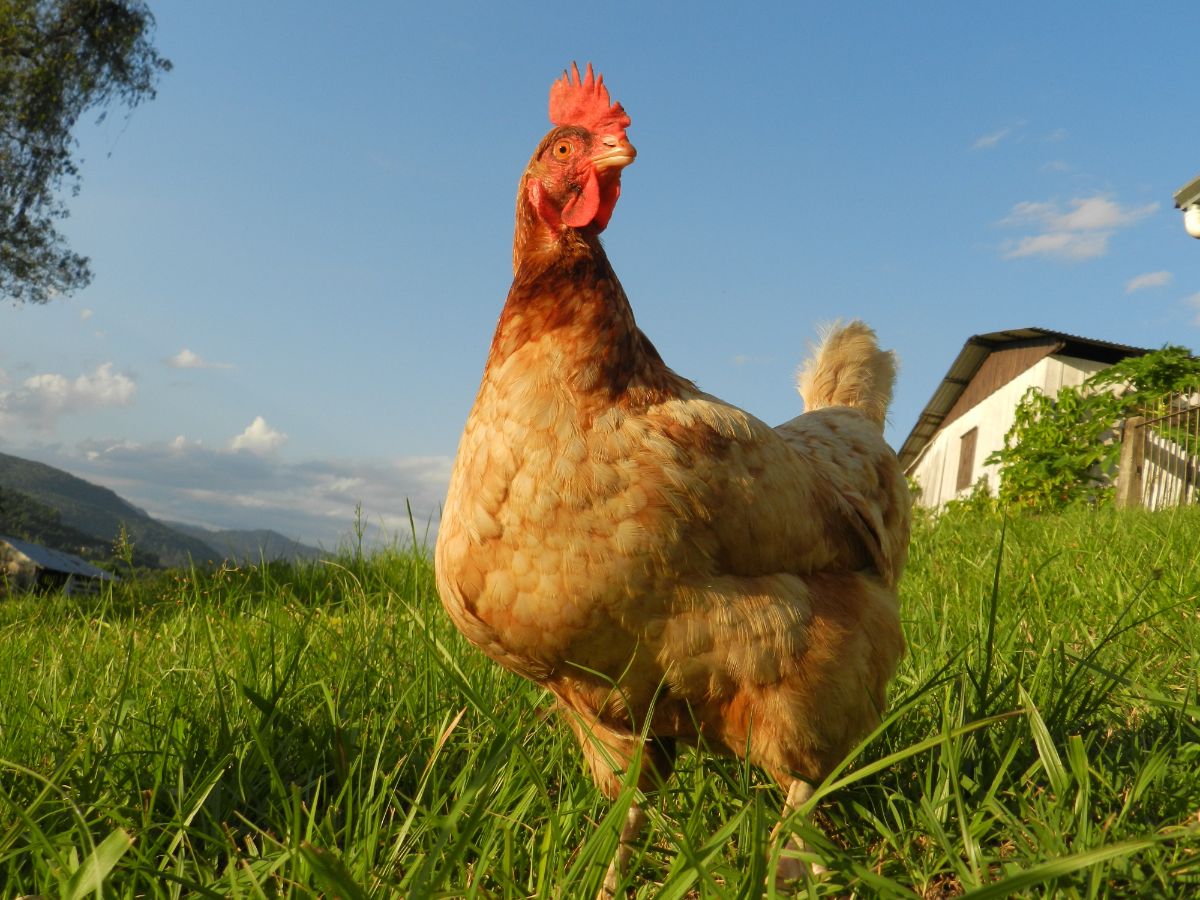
[0, 486, 122, 564]
[0, 451, 328, 568]
[0, 452, 219, 567]
[163, 521, 326, 563]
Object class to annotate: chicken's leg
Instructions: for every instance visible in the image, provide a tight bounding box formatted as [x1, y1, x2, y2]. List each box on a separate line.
[557, 703, 676, 897]
[771, 778, 827, 889]
[601, 803, 647, 898]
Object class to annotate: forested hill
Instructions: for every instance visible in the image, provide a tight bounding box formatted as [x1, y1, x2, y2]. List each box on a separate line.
[0, 486, 129, 563]
[0, 452, 322, 567]
[0, 452, 218, 567]
[163, 522, 326, 563]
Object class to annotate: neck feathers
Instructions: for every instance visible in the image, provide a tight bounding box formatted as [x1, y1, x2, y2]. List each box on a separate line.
[487, 237, 681, 404]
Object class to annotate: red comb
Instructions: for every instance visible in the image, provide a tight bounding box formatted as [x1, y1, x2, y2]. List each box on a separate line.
[548, 62, 630, 138]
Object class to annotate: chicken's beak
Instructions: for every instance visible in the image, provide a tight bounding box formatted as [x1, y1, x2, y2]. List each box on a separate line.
[592, 136, 637, 172]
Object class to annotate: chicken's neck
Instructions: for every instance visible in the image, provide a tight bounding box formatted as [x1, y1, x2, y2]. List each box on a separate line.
[487, 232, 681, 405]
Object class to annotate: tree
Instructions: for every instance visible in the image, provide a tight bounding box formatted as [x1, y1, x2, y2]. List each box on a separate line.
[0, 0, 170, 305]
[986, 346, 1200, 511]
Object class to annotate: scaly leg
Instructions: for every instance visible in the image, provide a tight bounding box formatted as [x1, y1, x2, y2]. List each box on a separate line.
[601, 803, 648, 898]
[771, 778, 827, 889]
[556, 703, 676, 898]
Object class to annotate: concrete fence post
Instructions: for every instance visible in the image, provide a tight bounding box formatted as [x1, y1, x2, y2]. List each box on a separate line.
[1116, 415, 1146, 509]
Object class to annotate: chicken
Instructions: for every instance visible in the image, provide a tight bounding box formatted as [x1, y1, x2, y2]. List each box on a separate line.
[435, 63, 910, 893]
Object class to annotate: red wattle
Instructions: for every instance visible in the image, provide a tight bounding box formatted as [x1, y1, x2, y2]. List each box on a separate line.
[560, 169, 601, 228]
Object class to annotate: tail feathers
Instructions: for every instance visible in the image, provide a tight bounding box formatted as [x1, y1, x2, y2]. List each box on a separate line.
[796, 320, 896, 428]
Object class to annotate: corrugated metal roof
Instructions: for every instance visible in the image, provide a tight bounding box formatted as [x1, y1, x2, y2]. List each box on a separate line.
[0, 535, 116, 581]
[897, 327, 1153, 472]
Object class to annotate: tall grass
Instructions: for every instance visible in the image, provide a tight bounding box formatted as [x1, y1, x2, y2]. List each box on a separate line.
[1, 506, 1199, 897]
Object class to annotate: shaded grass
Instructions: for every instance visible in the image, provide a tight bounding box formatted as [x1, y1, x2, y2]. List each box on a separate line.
[1, 505, 1199, 896]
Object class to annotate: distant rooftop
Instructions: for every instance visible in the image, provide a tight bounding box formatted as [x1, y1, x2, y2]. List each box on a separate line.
[0, 535, 115, 581]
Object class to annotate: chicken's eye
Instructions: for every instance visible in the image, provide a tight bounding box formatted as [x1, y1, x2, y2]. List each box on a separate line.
[553, 141, 572, 159]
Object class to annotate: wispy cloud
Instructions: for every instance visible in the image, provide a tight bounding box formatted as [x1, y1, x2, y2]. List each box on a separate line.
[1186, 292, 1200, 326]
[0, 363, 135, 431]
[166, 348, 234, 370]
[972, 127, 1013, 150]
[230, 416, 287, 455]
[999, 195, 1158, 262]
[973, 123, 1066, 153]
[1125, 271, 1172, 294]
[1002, 231, 1110, 261]
[731, 353, 772, 366]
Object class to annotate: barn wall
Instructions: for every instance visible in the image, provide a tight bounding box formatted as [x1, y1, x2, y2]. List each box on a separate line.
[909, 354, 1110, 508]
[941, 337, 1062, 429]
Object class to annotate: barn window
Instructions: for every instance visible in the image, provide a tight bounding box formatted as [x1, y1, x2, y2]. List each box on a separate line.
[956, 427, 978, 493]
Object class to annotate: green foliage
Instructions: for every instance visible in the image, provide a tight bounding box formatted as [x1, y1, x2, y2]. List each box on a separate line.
[987, 384, 1121, 511]
[0, 0, 170, 304]
[2, 509, 1200, 896]
[1088, 344, 1200, 403]
[939, 476, 1000, 518]
[987, 347, 1200, 512]
[1099, 346, 1200, 459]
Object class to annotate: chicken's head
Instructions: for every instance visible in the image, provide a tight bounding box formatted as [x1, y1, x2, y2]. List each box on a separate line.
[524, 63, 636, 234]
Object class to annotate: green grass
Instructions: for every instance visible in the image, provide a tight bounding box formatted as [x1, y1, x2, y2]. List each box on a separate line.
[2, 506, 1199, 897]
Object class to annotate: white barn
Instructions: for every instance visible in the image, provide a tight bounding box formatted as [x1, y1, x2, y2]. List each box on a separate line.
[899, 328, 1151, 509]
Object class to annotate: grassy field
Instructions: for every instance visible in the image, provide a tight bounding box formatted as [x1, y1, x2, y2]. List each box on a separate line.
[2, 506, 1199, 897]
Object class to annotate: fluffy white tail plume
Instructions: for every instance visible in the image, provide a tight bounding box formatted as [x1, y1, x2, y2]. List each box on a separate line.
[796, 320, 896, 428]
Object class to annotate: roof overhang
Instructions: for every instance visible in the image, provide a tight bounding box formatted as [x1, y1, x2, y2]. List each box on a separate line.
[1175, 174, 1200, 209]
[898, 327, 1153, 472]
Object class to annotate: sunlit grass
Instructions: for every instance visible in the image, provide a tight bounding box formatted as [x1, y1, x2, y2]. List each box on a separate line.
[1, 506, 1199, 896]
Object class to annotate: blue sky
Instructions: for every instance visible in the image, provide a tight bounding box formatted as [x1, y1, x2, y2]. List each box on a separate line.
[2, 1, 1198, 548]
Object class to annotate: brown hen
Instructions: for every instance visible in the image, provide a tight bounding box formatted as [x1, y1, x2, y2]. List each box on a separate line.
[435, 63, 909, 894]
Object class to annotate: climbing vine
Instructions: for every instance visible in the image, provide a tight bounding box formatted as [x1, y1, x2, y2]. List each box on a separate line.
[986, 346, 1200, 511]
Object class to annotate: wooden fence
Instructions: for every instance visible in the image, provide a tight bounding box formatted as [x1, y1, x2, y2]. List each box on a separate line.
[1116, 392, 1200, 509]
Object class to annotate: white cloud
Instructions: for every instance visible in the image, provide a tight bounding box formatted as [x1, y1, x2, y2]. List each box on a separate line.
[80, 308, 94, 321]
[1125, 271, 1172, 294]
[85, 439, 141, 462]
[1058, 197, 1156, 231]
[973, 127, 1012, 150]
[1000, 200, 1055, 226]
[999, 195, 1159, 262]
[1003, 196, 1157, 232]
[167, 348, 234, 370]
[1003, 231, 1111, 261]
[230, 416, 288, 454]
[0, 363, 136, 430]
[170, 434, 203, 452]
